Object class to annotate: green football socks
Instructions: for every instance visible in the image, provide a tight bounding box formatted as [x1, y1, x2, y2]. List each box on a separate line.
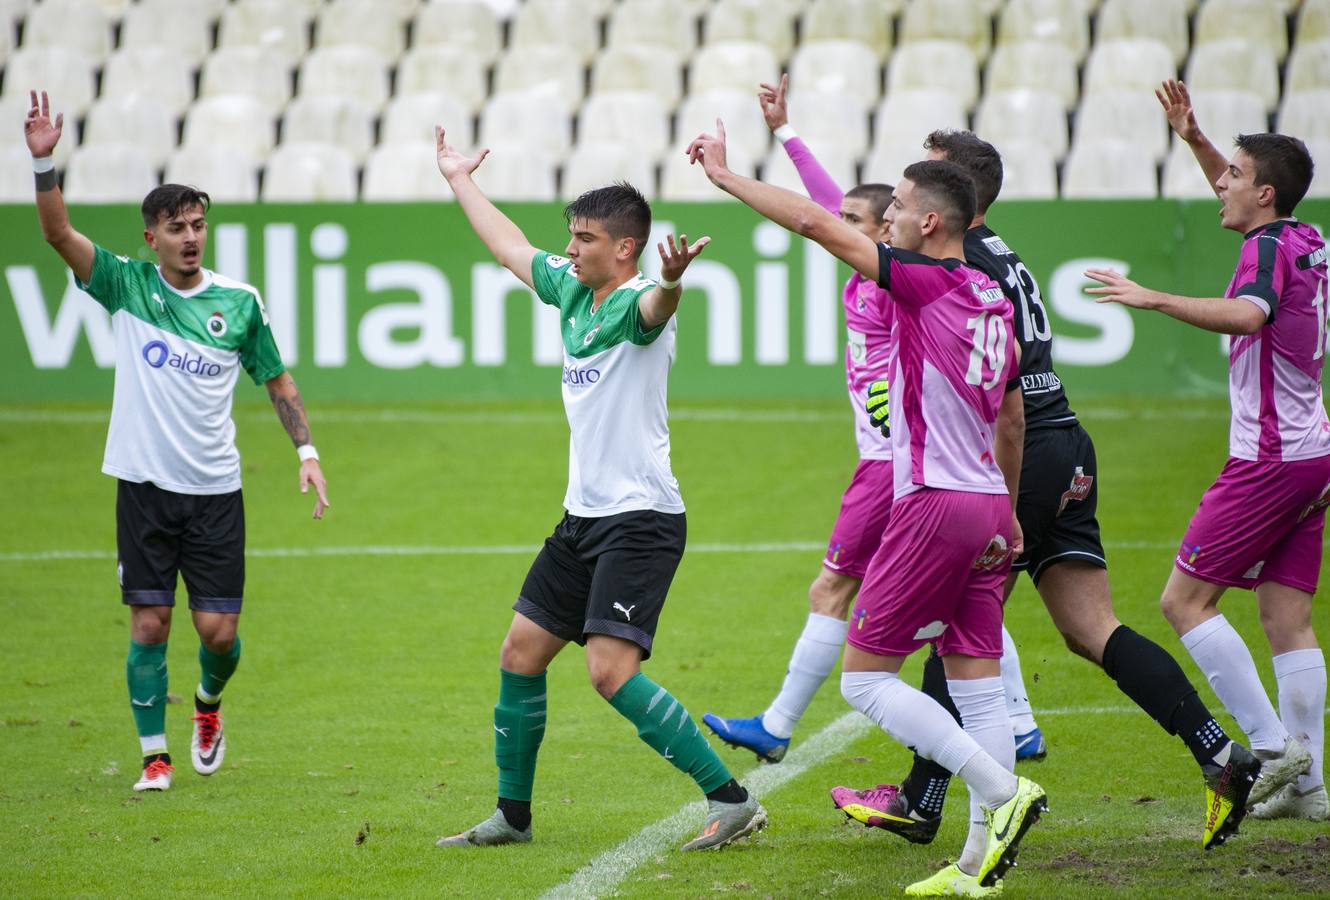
[495, 669, 548, 803]
[126, 640, 168, 751]
[610, 672, 733, 794]
[198, 638, 242, 705]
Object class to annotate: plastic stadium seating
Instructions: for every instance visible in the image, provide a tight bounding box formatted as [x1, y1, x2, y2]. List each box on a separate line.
[986, 40, 1080, 110]
[578, 91, 670, 162]
[383, 93, 474, 150]
[218, 0, 312, 66]
[510, 0, 598, 63]
[166, 145, 260, 202]
[1185, 40, 1280, 112]
[413, 0, 503, 62]
[691, 41, 781, 93]
[1307, 141, 1330, 197]
[317, 0, 407, 60]
[801, 0, 894, 60]
[62, 144, 160, 203]
[675, 89, 771, 159]
[1096, 0, 1189, 65]
[1075, 90, 1170, 162]
[998, 0, 1090, 62]
[262, 143, 359, 201]
[901, 0, 992, 62]
[862, 142, 925, 186]
[283, 96, 376, 163]
[659, 145, 755, 200]
[704, 0, 796, 62]
[1278, 89, 1330, 143]
[183, 95, 276, 163]
[785, 90, 870, 157]
[471, 143, 557, 201]
[121, 0, 213, 64]
[83, 95, 178, 168]
[591, 45, 684, 111]
[1062, 139, 1159, 198]
[396, 47, 490, 114]
[989, 139, 1058, 199]
[3, 47, 97, 116]
[479, 92, 574, 158]
[788, 40, 882, 112]
[1162, 142, 1219, 199]
[1083, 39, 1176, 96]
[873, 90, 968, 156]
[887, 41, 979, 111]
[1285, 40, 1330, 97]
[363, 141, 453, 201]
[1195, 0, 1288, 63]
[560, 143, 656, 200]
[1177, 90, 1268, 148]
[606, 0, 697, 58]
[975, 88, 1069, 160]
[0, 144, 35, 202]
[1300, 0, 1330, 45]
[298, 47, 392, 110]
[101, 48, 196, 117]
[200, 47, 294, 114]
[761, 140, 857, 197]
[495, 44, 587, 106]
[21, 0, 111, 65]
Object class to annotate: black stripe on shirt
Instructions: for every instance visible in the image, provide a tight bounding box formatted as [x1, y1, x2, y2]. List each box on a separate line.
[1234, 222, 1283, 321]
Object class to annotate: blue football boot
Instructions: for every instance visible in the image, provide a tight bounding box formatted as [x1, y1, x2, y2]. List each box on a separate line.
[702, 713, 790, 763]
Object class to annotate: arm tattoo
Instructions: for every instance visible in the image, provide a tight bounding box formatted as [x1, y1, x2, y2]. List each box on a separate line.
[272, 389, 312, 447]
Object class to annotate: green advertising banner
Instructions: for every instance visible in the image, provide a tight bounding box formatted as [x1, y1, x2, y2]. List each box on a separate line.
[2, 199, 1327, 401]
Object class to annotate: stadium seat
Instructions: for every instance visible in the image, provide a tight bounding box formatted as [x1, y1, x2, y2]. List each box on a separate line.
[413, 0, 502, 62]
[997, 0, 1090, 62]
[862, 142, 925, 186]
[1278, 89, 1330, 143]
[1286, 40, 1330, 97]
[471, 143, 557, 201]
[218, 0, 312, 66]
[761, 140, 857, 197]
[1062, 139, 1158, 198]
[606, 0, 697, 58]
[975, 89, 1068, 161]
[1196, 0, 1288, 62]
[1306, 141, 1330, 197]
[1300, 0, 1330, 45]
[785, 91, 870, 157]
[986, 40, 1079, 110]
[363, 141, 453, 200]
[1075, 90, 1170, 162]
[317, 0, 406, 59]
[165, 145, 259, 201]
[262, 143, 358, 201]
[801, 0, 894, 61]
[90, 0, 129, 14]
[0, 144, 34, 202]
[591, 44, 684, 111]
[691, 41, 780, 93]
[495, 44, 587, 107]
[788, 40, 882, 112]
[282, 96, 375, 162]
[396, 47, 490, 114]
[62, 144, 160, 203]
[377, 0, 422, 22]
[2, 47, 97, 116]
[1175, 90, 1267, 148]
[21, 0, 111, 64]
[298, 46, 392, 111]
[560, 143, 656, 200]
[182, 95, 276, 163]
[0, 14, 11, 66]
[578, 91, 670, 162]
[0, 94, 74, 166]
[101, 48, 196, 118]
[0, 0, 32, 31]
[704, 0, 796, 62]
[675, 89, 771, 159]
[82, 95, 178, 169]
[987, 139, 1057, 199]
[1185, 40, 1280, 113]
[479, 92, 574, 158]
[120, 0, 213, 64]
[1162, 141, 1219, 199]
[471, 0, 520, 20]
[901, 0, 992, 63]
[873, 90, 968, 157]
[1095, 0, 1189, 65]
[510, 0, 598, 64]
[887, 41, 978, 111]
[1083, 39, 1176, 97]
[659, 145, 755, 200]
[200, 47, 294, 115]
[383, 93, 473, 149]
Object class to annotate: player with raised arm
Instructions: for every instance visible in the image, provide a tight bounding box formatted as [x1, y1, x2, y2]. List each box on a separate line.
[1086, 81, 1328, 823]
[431, 128, 766, 851]
[24, 91, 330, 792]
[701, 73, 898, 765]
[838, 129, 1263, 850]
[688, 123, 1044, 897]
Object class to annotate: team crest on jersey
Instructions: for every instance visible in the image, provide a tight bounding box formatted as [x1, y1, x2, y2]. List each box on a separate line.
[545, 255, 572, 269]
[852, 607, 869, 631]
[206, 312, 228, 338]
[582, 324, 602, 346]
[1058, 466, 1093, 513]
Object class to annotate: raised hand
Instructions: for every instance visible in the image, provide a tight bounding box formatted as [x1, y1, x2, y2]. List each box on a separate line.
[435, 125, 489, 180]
[1084, 267, 1160, 310]
[1156, 79, 1202, 144]
[758, 73, 789, 132]
[24, 90, 63, 158]
[685, 119, 730, 183]
[657, 233, 711, 284]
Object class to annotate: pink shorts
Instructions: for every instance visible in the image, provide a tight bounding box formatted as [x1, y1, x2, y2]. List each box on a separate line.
[1176, 455, 1330, 593]
[847, 487, 1014, 660]
[823, 458, 895, 580]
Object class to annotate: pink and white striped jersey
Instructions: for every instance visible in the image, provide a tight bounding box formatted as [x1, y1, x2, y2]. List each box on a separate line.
[874, 243, 1018, 499]
[1226, 220, 1330, 462]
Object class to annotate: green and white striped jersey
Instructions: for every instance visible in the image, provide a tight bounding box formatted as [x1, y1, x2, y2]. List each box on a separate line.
[532, 251, 684, 517]
[78, 245, 285, 495]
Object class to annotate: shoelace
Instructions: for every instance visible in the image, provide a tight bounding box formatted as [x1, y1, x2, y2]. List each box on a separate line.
[191, 712, 220, 749]
[143, 759, 174, 779]
[855, 784, 901, 807]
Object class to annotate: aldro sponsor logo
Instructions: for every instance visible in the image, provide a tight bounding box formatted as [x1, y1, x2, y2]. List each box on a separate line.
[561, 364, 601, 386]
[141, 340, 222, 377]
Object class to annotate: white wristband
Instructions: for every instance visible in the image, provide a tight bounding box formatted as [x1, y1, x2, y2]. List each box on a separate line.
[297, 444, 319, 462]
[774, 125, 798, 143]
[32, 156, 55, 173]
[657, 275, 681, 290]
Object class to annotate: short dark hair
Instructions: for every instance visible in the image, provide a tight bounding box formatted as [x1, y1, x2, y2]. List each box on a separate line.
[562, 181, 652, 259]
[845, 182, 895, 221]
[1234, 133, 1315, 217]
[141, 184, 210, 228]
[924, 129, 1003, 214]
[900, 160, 977, 237]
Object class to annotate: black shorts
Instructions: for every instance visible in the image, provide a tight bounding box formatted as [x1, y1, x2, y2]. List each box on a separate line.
[116, 479, 245, 612]
[1012, 424, 1107, 586]
[513, 509, 686, 660]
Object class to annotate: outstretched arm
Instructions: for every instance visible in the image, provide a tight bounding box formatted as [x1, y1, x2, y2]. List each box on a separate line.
[26, 90, 94, 283]
[265, 372, 330, 519]
[638, 233, 711, 329]
[435, 125, 539, 289]
[1157, 80, 1228, 199]
[759, 74, 845, 214]
[686, 120, 880, 281]
[1085, 267, 1266, 335]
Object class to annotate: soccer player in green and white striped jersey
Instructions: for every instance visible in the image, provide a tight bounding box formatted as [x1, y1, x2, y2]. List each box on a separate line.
[25, 91, 331, 792]
[432, 127, 767, 851]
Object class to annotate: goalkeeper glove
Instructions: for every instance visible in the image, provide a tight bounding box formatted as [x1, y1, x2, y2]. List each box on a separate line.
[866, 379, 890, 438]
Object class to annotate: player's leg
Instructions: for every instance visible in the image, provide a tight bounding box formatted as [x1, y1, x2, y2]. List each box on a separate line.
[128, 605, 174, 790]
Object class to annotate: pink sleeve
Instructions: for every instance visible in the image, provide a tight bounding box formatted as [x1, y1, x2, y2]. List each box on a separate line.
[784, 137, 844, 215]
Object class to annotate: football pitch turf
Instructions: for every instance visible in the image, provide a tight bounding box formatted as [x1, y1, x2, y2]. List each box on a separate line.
[1, 396, 1327, 898]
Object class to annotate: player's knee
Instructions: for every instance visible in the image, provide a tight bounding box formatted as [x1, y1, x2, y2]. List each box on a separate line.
[586, 659, 633, 700]
[130, 607, 171, 643]
[499, 633, 532, 672]
[1058, 629, 1099, 664]
[1158, 588, 1186, 626]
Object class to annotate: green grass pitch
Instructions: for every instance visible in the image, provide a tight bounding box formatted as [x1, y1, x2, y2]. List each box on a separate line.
[1, 396, 1326, 897]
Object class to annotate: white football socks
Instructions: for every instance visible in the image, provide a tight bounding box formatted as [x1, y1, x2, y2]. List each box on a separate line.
[1000, 625, 1038, 734]
[1180, 614, 1289, 753]
[140, 734, 167, 755]
[840, 670, 987, 775]
[951, 676, 1018, 875]
[1273, 648, 1326, 791]
[763, 613, 848, 739]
